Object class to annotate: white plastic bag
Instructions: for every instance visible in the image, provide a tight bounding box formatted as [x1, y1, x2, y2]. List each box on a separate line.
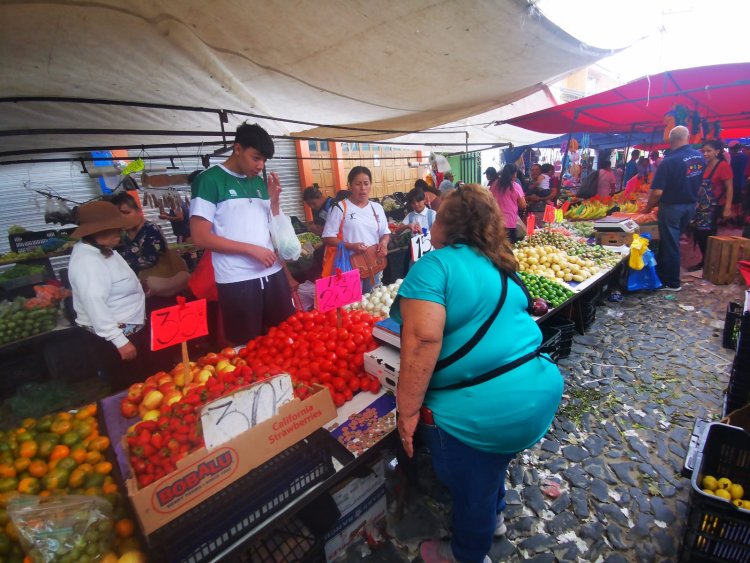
[270, 213, 302, 261]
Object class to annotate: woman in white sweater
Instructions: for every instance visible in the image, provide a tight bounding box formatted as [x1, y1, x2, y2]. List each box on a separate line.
[69, 200, 146, 389]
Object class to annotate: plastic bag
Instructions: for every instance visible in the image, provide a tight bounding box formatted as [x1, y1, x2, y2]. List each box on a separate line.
[269, 213, 302, 261]
[44, 198, 75, 225]
[8, 495, 114, 563]
[628, 234, 649, 270]
[627, 249, 662, 291]
[333, 242, 352, 273]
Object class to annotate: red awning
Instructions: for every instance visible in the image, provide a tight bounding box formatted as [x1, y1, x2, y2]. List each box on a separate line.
[502, 63, 750, 139]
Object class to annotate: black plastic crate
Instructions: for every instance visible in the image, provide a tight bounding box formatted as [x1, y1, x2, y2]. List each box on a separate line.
[723, 303, 744, 350]
[542, 317, 575, 359]
[240, 519, 323, 563]
[582, 301, 596, 331]
[726, 372, 750, 417]
[681, 423, 750, 562]
[539, 326, 561, 363]
[148, 437, 335, 563]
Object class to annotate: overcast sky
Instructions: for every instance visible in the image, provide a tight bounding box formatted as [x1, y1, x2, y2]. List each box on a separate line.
[537, 0, 750, 82]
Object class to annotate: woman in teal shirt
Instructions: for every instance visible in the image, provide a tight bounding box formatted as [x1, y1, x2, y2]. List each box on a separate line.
[391, 184, 563, 563]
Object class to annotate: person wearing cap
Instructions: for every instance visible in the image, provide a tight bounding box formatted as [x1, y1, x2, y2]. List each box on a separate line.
[68, 200, 147, 388]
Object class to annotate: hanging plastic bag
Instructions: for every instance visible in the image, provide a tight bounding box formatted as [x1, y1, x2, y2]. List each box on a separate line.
[628, 234, 649, 270]
[9, 495, 115, 563]
[269, 213, 302, 261]
[333, 242, 353, 273]
[44, 198, 75, 225]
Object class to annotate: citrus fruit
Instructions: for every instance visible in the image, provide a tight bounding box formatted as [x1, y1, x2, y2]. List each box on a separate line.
[702, 488, 714, 495]
[729, 483, 744, 500]
[702, 475, 718, 491]
[717, 477, 733, 490]
[714, 489, 732, 501]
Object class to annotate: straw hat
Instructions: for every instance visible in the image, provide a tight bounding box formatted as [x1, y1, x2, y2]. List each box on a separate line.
[71, 201, 141, 238]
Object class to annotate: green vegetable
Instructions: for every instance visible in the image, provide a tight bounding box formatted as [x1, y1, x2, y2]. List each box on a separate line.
[518, 271, 574, 308]
[0, 264, 45, 282]
[7, 226, 26, 235]
[297, 232, 322, 246]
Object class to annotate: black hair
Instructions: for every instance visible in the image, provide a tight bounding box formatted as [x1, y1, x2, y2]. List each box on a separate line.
[302, 186, 323, 202]
[540, 163, 554, 175]
[599, 159, 612, 170]
[108, 191, 139, 210]
[82, 235, 114, 257]
[187, 170, 202, 186]
[498, 164, 517, 191]
[631, 149, 641, 159]
[414, 179, 429, 191]
[730, 143, 742, 152]
[235, 122, 275, 159]
[347, 166, 372, 185]
[335, 190, 352, 202]
[406, 188, 426, 204]
[702, 139, 726, 161]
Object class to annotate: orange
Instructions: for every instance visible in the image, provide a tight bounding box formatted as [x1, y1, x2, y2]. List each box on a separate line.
[21, 418, 36, 430]
[12, 458, 30, 474]
[115, 518, 135, 539]
[71, 447, 88, 465]
[49, 445, 70, 462]
[0, 465, 16, 479]
[100, 554, 119, 563]
[102, 483, 119, 495]
[68, 467, 88, 489]
[38, 490, 51, 498]
[28, 460, 48, 479]
[5, 521, 18, 542]
[88, 436, 110, 452]
[95, 461, 113, 475]
[17, 477, 40, 495]
[50, 420, 72, 435]
[18, 441, 38, 459]
[55, 412, 73, 421]
[75, 404, 97, 419]
[85, 451, 103, 465]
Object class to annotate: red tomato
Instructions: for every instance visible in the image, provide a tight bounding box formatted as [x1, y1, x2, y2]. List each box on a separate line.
[348, 378, 360, 392]
[331, 377, 347, 392]
[332, 392, 346, 407]
[369, 378, 382, 393]
[343, 389, 354, 402]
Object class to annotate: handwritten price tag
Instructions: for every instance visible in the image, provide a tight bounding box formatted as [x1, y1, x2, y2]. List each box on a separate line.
[315, 269, 362, 313]
[526, 213, 536, 237]
[150, 299, 208, 351]
[200, 374, 294, 450]
[410, 232, 433, 263]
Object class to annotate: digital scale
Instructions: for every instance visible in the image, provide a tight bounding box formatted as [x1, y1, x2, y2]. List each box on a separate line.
[593, 217, 639, 233]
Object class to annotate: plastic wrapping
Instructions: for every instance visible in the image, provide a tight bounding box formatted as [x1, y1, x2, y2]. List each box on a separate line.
[8, 495, 114, 563]
[44, 198, 75, 225]
[628, 233, 649, 270]
[270, 213, 302, 261]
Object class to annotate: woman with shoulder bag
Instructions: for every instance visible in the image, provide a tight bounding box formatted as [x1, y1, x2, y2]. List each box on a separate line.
[392, 184, 563, 563]
[321, 166, 390, 291]
[689, 140, 733, 272]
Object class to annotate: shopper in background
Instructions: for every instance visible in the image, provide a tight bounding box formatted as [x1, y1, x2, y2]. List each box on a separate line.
[302, 185, 335, 237]
[689, 140, 733, 272]
[637, 156, 651, 182]
[322, 166, 390, 292]
[729, 141, 748, 225]
[650, 150, 663, 177]
[597, 160, 617, 197]
[624, 149, 640, 184]
[484, 167, 499, 191]
[190, 122, 295, 345]
[158, 193, 191, 243]
[489, 164, 526, 243]
[416, 178, 442, 210]
[110, 191, 168, 275]
[438, 172, 456, 194]
[68, 201, 147, 390]
[644, 126, 705, 291]
[393, 184, 563, 563]
[395, 188, 437, 235]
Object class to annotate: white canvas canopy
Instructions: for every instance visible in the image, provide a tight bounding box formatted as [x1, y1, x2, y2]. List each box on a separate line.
[0, 0, 609, 160]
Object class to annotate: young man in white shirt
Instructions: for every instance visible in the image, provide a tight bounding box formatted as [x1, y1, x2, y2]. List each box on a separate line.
[190, 123, 294, 344]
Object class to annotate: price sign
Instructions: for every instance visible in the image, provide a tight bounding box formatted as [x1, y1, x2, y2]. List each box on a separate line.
[410, 232, 433, 263]
[315, 269, 362, 313]
[200, 374, 294, 450]
[526, 213, 536, 237]
[150, 298, 208, 351]
[555, 208, 564, 224]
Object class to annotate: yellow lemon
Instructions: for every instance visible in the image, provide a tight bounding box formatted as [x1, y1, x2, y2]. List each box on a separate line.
[714, 489, 732, 501]
[733, 499, 745, 508]
[729, 484, 744, 500]
[702, 476, 718, 491]
[717, 477, 733, 490]
[702, 489, 714, 496]
[742, 500, 750, 510]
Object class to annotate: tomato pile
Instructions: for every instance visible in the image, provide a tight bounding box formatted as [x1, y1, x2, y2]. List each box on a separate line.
[124, 309, 381, 488]
[0, 405, 144, 562]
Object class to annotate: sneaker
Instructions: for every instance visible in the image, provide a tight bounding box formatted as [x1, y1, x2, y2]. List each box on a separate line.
[420, 540, 492, 563]
[658, 284, 682, 292]
[494, 512, 507, 536]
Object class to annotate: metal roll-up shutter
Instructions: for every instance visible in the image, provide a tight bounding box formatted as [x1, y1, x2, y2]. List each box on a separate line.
[266, 139, 304, 219]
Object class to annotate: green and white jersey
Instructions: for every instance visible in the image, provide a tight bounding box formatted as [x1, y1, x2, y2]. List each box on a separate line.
[190, 164, 282, 283]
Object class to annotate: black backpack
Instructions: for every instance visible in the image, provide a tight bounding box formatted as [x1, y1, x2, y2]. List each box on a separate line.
[577, 170, 600, 199]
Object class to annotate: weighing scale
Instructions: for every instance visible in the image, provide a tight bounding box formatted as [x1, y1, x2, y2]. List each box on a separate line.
[593, 217, 639, 233]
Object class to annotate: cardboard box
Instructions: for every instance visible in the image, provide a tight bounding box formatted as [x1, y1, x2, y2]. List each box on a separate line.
[364, 345, 400, 393]
[122, 386, 336, 535]
[638, 223, 660, 240]
[324, 458, 387, 562]
[595, 231, 635, 247]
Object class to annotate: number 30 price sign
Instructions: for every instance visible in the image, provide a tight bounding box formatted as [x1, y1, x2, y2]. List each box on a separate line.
[150, 298, 209, 351]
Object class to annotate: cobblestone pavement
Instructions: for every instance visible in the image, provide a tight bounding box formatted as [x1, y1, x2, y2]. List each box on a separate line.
[343, 238, 745, 563]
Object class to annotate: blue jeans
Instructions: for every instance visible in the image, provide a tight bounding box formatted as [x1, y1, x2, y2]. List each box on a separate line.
[657, 202, 695, 287]
[361, 272, 382, 294]
[419, 423, 516, 563]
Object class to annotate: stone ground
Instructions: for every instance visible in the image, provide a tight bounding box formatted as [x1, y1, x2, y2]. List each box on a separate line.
[341, 233, 745, 563]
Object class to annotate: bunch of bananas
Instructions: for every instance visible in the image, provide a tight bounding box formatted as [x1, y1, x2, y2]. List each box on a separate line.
[564, 201, 609, 221]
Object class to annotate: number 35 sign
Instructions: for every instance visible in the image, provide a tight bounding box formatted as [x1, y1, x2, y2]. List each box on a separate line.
[150, 298, 209, 351]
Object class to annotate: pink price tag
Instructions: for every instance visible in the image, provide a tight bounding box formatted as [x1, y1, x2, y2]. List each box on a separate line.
[315, 270, 363, 313]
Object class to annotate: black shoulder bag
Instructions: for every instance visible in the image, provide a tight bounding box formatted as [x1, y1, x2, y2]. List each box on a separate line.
[429, 269, 544, 392]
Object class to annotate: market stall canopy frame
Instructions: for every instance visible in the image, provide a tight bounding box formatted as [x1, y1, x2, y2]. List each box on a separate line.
[0, 0, 609, 159]
[501, 63, 750, 139]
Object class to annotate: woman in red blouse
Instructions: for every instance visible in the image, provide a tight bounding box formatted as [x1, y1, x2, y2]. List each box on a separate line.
[690, 140, 733, 272]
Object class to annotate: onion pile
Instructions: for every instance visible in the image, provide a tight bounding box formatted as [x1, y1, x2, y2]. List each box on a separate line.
[345, 279, 403, 317]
